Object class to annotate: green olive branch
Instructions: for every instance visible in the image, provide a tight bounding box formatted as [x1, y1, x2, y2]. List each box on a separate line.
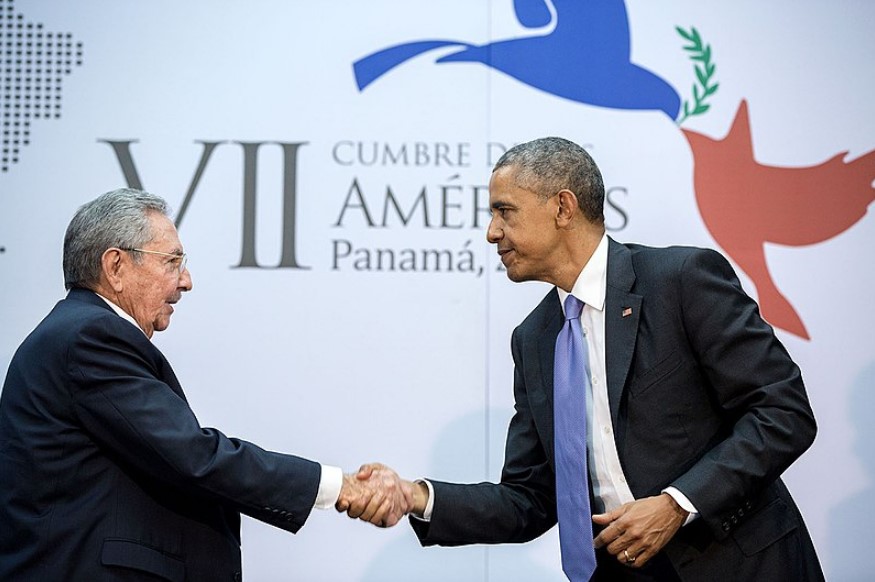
[676, 26, 719, 124]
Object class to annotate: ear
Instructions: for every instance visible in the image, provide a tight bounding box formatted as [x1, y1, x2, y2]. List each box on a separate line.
[101, 248, 126, 292]
[555, 189, 578, 227]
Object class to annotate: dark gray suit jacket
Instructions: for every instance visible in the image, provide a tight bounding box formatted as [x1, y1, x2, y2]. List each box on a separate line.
[412, 239, 823, 580]
[0, 288, 321, 581]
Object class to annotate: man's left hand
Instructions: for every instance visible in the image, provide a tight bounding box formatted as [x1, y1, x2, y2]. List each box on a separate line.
[592, 493, 688, 568]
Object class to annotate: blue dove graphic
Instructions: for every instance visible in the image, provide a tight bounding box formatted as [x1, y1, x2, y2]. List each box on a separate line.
[353, 0, 681, 119]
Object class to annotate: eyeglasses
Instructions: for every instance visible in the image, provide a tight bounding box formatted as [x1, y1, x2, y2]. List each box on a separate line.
[121, 248, 188, 274]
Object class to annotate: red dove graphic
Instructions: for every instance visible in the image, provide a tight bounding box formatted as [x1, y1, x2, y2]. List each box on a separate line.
[682, 100, 875, 339]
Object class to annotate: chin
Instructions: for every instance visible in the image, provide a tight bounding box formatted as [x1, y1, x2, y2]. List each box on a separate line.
[504, 267, 532, 283]
[153, 319, 171, 333]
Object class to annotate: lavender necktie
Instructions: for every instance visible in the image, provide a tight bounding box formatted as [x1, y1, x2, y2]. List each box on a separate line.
[554, 294, 597, 582]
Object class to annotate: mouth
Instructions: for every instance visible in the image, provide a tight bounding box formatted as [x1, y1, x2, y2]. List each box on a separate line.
[497, 248, 513, 264]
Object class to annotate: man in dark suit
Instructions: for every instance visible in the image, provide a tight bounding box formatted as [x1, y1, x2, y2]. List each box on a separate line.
[0, 189, 411, 580]
[389, 137, 824, 580]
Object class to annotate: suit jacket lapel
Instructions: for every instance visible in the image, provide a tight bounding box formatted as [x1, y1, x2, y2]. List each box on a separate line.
[604, 238, 642, 429]
[537, 296, 563, 411]
[525, 290, 563, 466]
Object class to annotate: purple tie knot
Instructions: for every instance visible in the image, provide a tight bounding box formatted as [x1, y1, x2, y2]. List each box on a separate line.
[564, 295, 584, 321]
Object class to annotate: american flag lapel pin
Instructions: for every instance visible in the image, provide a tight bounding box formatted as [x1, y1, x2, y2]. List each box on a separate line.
[622, 307, 633, 318]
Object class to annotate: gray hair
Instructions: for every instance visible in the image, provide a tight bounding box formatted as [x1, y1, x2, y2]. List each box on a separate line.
[493, 137, 605, 224]
[63, 188, 170, 290]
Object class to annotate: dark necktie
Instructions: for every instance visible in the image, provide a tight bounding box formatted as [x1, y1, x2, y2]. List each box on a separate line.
[554, 294, 597, 581]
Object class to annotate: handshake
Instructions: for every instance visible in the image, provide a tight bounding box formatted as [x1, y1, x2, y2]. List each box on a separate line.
[335, 463, 428, 528]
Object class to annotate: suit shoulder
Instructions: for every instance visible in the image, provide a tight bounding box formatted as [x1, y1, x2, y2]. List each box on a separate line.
[622, 242, 732, 278]
[21, 295, 145, 354]
[623, 241, 722, 261]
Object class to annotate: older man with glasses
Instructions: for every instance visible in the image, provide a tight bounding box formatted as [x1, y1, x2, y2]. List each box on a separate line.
[0, 188, 413, 581]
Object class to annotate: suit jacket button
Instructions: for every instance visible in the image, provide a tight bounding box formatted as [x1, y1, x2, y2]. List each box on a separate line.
[234, 572, 242, 582]
[722, 522, 730, 531]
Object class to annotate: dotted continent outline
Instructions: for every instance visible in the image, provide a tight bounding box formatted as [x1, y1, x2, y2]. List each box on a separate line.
[2, 0, 83, 172]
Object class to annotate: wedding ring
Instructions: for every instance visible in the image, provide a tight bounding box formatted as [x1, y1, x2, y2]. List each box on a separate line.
[623, 549, 636, 564]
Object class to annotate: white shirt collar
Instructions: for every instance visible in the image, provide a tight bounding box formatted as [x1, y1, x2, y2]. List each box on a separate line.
[94, 292, 149, 337]
[557, 233, 608, 314]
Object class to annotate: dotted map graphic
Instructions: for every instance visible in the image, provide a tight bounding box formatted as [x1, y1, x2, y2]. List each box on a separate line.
[1, 0, 83, 172]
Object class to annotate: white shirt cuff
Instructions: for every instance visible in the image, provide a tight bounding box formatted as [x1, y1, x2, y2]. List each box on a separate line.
[662, 486, 699, 526]
[313, 464, 343, 509]
[410, 479, 435, 522]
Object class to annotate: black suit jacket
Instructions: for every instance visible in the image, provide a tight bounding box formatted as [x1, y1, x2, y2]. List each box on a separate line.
[412, 239, 823, 580]
[0, 288, 321, 581]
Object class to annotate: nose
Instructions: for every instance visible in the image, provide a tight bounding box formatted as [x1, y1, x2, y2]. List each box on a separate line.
[486, 215, 502, 244]
[178, 266, 193, 292]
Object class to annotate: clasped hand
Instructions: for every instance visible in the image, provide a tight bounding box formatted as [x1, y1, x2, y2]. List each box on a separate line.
[592, 493, 688, 568]
[335, 463, 416, 528]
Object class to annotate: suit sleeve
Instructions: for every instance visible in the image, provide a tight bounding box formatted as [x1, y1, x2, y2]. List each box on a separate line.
[669, 248, 816, 539]
[65, 312, 321, 533]
[412, 328, 557, 546]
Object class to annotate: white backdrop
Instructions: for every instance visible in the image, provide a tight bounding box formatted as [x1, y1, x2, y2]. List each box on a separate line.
[1, 1, 873, 580]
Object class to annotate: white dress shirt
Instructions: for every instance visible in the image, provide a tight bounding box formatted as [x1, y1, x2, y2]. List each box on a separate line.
[94, 292, 342, 510]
